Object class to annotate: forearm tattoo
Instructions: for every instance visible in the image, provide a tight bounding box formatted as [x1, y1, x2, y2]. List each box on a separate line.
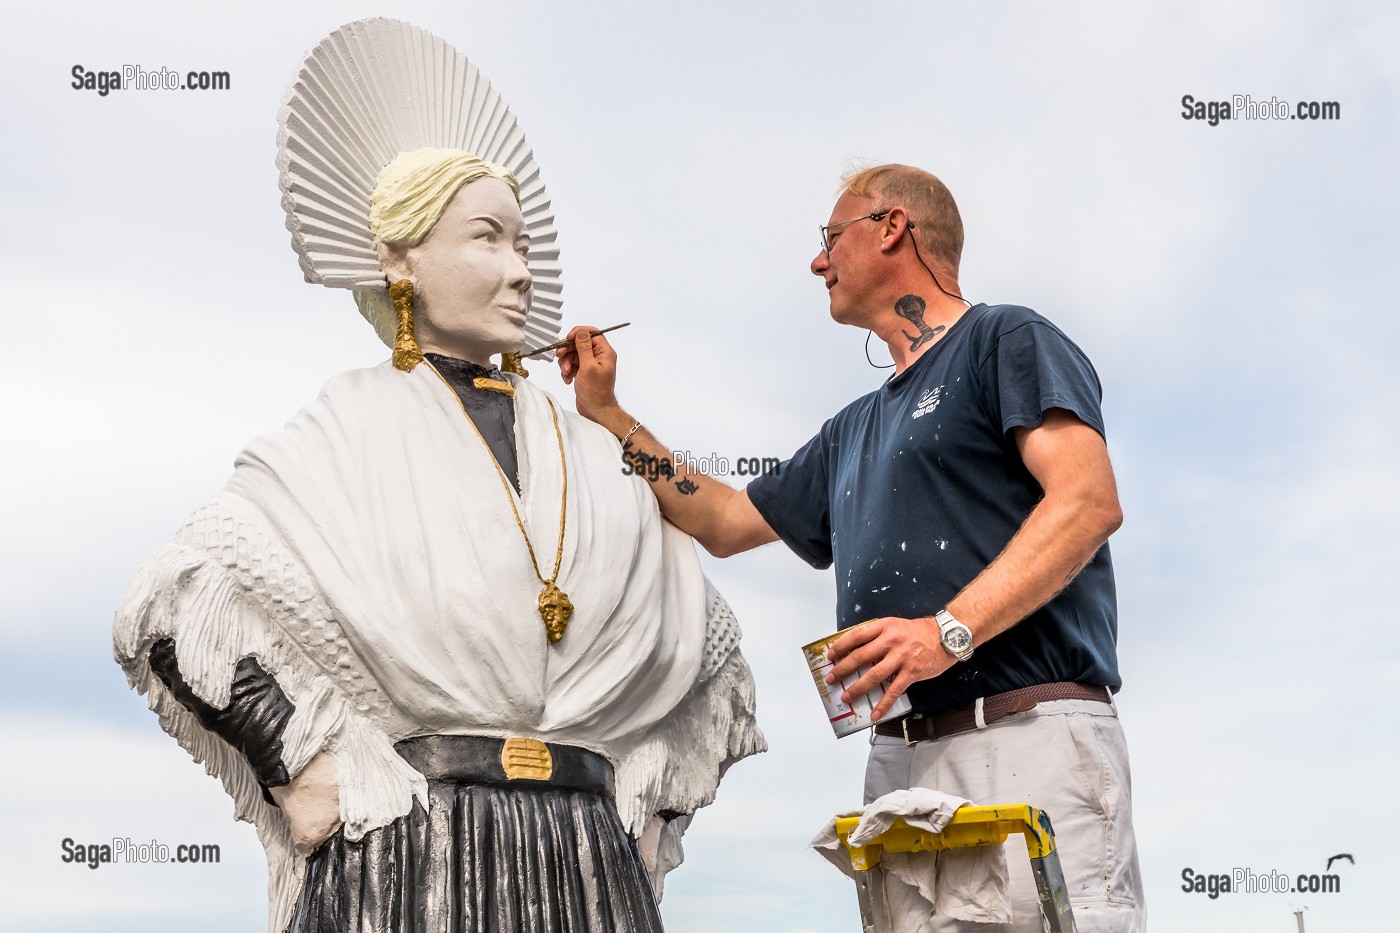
[621, 441, 700, 495]
[895, 294, 945, 352]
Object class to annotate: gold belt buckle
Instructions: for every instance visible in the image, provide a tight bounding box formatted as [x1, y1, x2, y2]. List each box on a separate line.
[501, 737, 554, 781]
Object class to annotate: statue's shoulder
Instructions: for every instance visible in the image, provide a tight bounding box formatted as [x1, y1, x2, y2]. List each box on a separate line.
[238, 362, 398, 461]
[311, 360, 398, 402]
[284, 361, 403, 422]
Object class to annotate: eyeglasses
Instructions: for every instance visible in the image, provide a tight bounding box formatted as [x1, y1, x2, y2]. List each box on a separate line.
[819, 209, 890, 256]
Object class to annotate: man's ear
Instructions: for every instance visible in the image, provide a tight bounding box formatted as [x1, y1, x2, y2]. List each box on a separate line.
[375, 240, 415, 285]
[881, 207, 913, 252]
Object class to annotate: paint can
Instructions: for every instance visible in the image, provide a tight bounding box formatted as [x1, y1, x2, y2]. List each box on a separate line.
[802, 624, 913, 738]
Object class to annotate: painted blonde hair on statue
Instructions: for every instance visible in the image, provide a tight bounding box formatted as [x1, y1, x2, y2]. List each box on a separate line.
[841, 163, 964, 275]
[369, 148, 520, 247]
[353, 148, 522, 357]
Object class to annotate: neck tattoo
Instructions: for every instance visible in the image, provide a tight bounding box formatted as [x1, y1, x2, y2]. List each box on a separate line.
[895, 294, 945, 352]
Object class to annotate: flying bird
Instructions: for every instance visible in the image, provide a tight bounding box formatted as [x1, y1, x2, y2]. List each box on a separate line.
[1325, 853, 1354, 871]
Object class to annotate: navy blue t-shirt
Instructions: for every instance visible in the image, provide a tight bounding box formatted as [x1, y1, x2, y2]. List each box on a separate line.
[747, 303, 1120, 714]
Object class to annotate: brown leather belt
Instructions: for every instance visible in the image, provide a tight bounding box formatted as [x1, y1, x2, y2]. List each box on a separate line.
[874, 682, 1111, 745]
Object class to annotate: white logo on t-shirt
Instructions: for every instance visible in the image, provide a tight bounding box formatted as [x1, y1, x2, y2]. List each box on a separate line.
[913, 386, 943, 419]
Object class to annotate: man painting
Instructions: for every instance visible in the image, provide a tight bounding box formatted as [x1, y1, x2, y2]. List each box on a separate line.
[559, 163, 1144, 931]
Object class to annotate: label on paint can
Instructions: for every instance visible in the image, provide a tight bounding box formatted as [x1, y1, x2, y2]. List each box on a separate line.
[802, 624, 913, 738]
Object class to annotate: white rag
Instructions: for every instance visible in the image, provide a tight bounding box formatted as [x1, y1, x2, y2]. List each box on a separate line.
[811, 788, 1012, 927]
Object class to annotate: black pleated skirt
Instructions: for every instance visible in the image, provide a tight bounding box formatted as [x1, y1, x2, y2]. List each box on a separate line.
[290, 780, 664, 933]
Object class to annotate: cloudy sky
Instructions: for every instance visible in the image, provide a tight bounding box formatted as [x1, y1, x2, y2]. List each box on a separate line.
[1, 2, 1395, 931]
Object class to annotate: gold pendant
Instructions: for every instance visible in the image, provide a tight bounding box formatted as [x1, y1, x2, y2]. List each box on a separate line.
[538, 582, 574, 644]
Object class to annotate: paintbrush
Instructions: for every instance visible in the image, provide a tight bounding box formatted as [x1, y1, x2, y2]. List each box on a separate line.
[521, 322, 631, 358]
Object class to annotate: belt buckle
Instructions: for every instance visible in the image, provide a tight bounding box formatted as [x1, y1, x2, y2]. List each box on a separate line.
[900, 715, 923, 747]
[501, 737, 554, 781]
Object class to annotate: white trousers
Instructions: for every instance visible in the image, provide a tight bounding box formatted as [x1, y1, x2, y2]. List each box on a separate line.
[864, 699, 1145, 932]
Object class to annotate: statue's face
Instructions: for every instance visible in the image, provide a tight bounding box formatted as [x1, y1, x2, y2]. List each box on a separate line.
[393, 177, 531, 365]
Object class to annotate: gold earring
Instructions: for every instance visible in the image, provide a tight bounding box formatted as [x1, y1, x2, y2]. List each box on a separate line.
[390, 279, 424, 372]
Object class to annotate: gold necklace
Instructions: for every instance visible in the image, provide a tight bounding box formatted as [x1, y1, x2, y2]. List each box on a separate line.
[426, 362, 573, 644]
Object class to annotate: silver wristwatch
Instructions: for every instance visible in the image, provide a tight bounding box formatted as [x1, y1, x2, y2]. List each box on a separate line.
[935, 609, 975, 661]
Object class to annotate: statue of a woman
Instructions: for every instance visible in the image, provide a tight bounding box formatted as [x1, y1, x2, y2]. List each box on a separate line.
[113, 20, 763, 933]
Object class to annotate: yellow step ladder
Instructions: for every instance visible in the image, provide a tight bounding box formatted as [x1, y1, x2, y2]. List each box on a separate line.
[833, 804, 1077, 932]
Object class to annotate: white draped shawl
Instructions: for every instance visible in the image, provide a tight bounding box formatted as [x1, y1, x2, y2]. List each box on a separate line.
[114, 361, 765, 933]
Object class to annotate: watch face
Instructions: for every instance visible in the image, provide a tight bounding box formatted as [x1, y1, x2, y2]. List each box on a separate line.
[943, 627, 973, 652]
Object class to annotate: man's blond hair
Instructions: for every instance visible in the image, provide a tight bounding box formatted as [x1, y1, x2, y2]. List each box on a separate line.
[841, 164, 963, 274]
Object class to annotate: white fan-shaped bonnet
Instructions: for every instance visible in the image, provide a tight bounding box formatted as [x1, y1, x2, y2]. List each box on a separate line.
[276, 18, 563, 349]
